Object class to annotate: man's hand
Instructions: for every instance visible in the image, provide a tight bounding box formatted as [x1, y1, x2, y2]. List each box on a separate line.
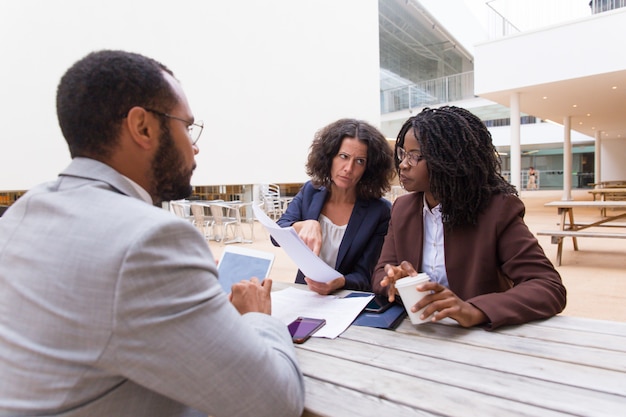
[229, 277, 273, 315]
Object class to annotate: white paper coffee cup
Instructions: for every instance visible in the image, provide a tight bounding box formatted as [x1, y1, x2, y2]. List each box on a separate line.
[395, 273, 432, 324]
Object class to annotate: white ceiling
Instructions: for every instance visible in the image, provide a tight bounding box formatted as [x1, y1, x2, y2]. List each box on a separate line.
[478, 69, 626, 141]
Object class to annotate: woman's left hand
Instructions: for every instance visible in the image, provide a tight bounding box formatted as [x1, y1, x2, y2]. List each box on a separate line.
[415, 282, 488, 327]
[304, 276, 345, 295]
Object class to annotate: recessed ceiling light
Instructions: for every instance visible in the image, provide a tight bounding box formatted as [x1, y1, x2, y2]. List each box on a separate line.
[612, 86, 617, 90]
[587, 113, 591, 117]
[542, 96, 548, 100]
[572, 104, 577, 108]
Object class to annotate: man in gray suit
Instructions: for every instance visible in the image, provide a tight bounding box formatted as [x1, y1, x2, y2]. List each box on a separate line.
[0, 50, 304, 417]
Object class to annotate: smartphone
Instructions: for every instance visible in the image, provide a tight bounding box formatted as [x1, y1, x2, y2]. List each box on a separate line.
[364, 295, 392, 313]
[288, 317, 326, 344]
[345, 292, 392, 314]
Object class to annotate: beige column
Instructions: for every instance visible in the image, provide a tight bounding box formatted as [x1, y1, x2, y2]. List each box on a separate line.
[562, 116, 572, 200]
[510, 92, 521, 191]
[594, 130, 602, 187]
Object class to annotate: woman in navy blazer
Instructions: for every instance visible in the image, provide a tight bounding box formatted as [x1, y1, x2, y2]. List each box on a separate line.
[277, 119, 395, 294]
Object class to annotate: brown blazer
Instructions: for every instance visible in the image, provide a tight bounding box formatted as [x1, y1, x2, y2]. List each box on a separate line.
[372, 192, 566, 329]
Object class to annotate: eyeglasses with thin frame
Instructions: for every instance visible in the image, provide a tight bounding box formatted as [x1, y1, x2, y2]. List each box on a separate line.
[144, 108, 204, 145]
[396, 146, 424, 167]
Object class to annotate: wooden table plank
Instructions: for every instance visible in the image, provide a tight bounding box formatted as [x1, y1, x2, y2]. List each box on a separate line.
[301, 377, 435, 417]
[527, 315, 626, 337]
[389, 321, 626, 371]
[296, 348, 584, 417]
[494, 320, 626, 353]
[544, 201, 626, 209]
[334, 324, 626, 394]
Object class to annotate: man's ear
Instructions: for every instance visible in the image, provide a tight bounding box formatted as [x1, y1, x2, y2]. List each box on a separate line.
[124, 106, 159, 150]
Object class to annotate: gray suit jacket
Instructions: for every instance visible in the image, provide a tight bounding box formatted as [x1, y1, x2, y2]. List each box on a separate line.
[0, 158, 304, 417]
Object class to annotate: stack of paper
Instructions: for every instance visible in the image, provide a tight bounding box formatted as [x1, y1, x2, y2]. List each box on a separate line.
[271, 287, 373, 339]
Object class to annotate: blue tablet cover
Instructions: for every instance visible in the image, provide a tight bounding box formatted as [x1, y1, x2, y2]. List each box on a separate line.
[345, 293, 407, 330]
[352, 303, 407, 330]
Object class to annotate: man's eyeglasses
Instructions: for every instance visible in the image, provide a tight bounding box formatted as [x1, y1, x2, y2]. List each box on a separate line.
[396, 147, 424, 167]
[144, 108, 204, 145]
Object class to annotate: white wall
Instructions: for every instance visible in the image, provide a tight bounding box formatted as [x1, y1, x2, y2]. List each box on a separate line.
[602, 139, 626, 181]
[489, 122, 591, 148]
[0, 0, 381, 190]
[474, 8, 626, 93]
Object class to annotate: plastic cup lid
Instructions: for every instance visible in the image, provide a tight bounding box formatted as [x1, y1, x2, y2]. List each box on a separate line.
[395, 273, 430, 288]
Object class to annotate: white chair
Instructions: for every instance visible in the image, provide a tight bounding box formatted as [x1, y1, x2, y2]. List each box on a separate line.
[190, 203, 214, 241]
[231, 202, 255, 243]
[170, 200, 194, 223]
[260, 183, 283, 220]
[209, 202, 239, 243]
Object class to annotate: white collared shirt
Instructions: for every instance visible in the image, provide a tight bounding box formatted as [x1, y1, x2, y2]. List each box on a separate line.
[122, 175, 153, 204]
[422, 194, 449, 287]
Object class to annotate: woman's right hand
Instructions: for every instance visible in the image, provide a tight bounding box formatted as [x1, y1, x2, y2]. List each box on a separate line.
[292, 220, 322, 255]
[381, 261, 418, 302]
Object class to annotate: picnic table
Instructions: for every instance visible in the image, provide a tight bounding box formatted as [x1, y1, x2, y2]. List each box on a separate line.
[275, 282, 626, 416]
[588, 188, 626, 215]
[537, 200, 626, 266]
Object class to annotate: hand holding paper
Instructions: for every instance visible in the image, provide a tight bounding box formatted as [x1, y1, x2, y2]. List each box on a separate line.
[252, 204, 341, 283]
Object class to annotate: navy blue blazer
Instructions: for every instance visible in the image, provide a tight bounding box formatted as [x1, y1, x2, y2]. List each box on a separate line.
[276, 181, 391, 291]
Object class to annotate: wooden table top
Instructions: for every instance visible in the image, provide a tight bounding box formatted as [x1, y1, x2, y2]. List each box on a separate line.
[296, 315, 626, 417]
[272, 284, 626, 417]
[588, 188, 626, 193]
[545, 200, 626, 208]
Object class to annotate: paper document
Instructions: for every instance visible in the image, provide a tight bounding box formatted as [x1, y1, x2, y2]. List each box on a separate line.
[252, 204, 341, 283]
[271, 287, 373, 339]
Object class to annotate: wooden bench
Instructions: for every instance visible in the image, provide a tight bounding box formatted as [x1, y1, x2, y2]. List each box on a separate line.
[557, 222, 626, 228]
[588, 188, 626, 212]
[589, 180, 626, 189]
[537, 230, 626, 266]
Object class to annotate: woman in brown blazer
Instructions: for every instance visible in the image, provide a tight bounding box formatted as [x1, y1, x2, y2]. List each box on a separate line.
[372, 106, 566, 330]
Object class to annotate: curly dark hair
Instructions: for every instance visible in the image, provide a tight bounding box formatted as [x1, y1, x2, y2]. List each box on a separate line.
[306, 118, 395, 200]
[56, 50, 177, 159]
[395, 106, 517, 228]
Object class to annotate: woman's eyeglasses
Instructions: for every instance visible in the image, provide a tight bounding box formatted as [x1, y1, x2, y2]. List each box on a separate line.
[396, 147, 424, 167]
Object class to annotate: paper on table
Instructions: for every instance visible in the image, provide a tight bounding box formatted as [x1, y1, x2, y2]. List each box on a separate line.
[252, 204, 341, 283]
[271, 287, 373, 339]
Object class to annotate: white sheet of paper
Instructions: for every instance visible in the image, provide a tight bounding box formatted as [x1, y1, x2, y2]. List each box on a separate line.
[252, 204, 341, 283]
[271, 287, 373, 339]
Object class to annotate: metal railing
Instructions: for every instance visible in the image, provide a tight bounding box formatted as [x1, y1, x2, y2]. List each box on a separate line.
[590, 0, 626, 13]
[485, 0, 625, 40]
[501, 170, 595, 190]
[380, 71, 474, 114]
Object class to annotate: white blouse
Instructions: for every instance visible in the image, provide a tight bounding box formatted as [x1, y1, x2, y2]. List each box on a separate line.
[422, 194, 449, 287]
[318, 214, 347, 269]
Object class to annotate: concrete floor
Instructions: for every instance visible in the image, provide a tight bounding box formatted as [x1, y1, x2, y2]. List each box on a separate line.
[209, 189, 626, 322]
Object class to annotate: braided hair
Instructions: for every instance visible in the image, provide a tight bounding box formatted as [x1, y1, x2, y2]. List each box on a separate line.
[395, 106, 516, 228]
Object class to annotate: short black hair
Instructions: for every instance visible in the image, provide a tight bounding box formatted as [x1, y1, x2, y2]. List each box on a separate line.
[306, 118, 395, 200]
[56, 50, 177, 159]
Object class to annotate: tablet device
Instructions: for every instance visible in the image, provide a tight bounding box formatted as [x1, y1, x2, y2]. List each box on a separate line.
[216, 246, 275, 293]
